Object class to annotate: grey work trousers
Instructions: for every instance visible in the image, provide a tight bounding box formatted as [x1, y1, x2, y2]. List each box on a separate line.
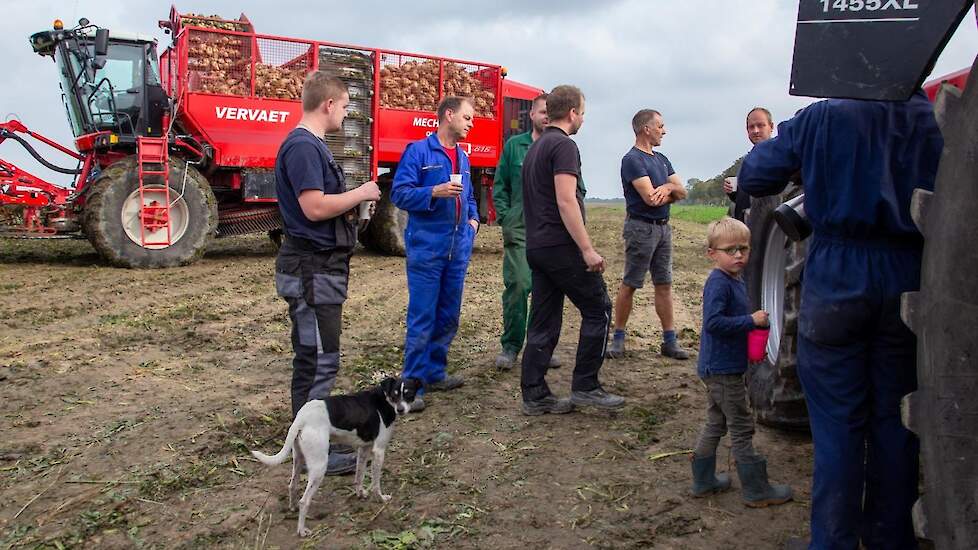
[693, 373, 757, 461]
[275, 237, 352, 418]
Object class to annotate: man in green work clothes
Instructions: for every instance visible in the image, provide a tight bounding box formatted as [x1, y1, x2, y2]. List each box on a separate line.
[493, 93, 561, 371]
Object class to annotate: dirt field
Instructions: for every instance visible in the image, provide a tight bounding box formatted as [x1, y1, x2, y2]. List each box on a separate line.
[0, 205, 813, 549]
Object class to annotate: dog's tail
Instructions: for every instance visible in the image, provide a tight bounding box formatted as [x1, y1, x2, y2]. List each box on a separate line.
[250, 405, 308, 466]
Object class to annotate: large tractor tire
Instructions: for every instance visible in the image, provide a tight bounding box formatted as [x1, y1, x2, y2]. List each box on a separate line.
[900, 67, 978, 548]
[360, 172, 408, 256]
[83, 157, 218, 268]
[744, 184, 810, 431]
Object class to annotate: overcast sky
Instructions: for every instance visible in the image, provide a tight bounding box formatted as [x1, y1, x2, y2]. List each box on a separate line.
[3, 1, 976, 198]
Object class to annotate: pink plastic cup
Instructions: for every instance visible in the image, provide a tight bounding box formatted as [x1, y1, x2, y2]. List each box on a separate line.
[748, 328, 769, 363]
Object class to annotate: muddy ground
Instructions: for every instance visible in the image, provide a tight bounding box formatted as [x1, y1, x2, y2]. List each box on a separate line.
[0, 205, 813, 549]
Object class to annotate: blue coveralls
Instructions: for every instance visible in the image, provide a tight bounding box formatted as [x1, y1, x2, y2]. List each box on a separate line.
[738, 91, 943, 550]
[392, 134, 478, 389]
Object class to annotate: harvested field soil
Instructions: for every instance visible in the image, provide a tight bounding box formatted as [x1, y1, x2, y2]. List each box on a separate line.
[0, 205, 812, 549]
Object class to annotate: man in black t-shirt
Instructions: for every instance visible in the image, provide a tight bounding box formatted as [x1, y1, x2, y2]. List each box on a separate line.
[274, 71, 380, 474]
[518, 85, 625, 416]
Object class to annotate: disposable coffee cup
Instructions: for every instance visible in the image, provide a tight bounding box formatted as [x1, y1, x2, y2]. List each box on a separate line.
[450, 174, 463, 185]
[358, 201, 372, 221]
[726, 176, 738, 192]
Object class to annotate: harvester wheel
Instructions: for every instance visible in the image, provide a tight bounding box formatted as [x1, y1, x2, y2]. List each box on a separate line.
[360, 172, 407, 256]
[83, 157, 217, 268]
[744, 184, 810, 430]
[900, 64, 978, 548]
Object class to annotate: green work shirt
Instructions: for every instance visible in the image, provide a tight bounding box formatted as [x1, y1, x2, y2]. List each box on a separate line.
[493, 132, 534, 244]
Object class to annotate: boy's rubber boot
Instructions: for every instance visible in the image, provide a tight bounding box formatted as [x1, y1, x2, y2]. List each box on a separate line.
[736, 457, 793, 508]
[690, 454, 732, 497]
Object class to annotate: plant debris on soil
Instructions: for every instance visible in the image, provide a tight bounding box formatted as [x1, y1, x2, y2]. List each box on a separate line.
[0, 205, 813, 549]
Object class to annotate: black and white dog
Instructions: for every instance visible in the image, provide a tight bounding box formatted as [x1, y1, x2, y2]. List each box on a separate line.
[251, 377, 422, 536]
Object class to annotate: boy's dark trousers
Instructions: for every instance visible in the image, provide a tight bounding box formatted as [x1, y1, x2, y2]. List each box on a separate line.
[274, 235, 352, 418]
[694, 373, 756, 461]
[520, 243, 612, 402]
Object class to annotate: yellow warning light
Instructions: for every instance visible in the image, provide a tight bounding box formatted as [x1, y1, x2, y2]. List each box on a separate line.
[53, 19, 64, 30]
[501, 66, 508, 78]
[109, 134, 119, 144]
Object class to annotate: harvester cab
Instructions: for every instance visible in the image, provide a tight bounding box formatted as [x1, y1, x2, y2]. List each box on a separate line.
[30, 18, 168, 148]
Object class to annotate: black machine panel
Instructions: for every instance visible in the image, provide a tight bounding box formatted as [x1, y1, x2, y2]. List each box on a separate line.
[790, 0, 975, 100]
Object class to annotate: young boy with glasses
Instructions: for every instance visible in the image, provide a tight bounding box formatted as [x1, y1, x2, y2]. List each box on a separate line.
[689, 217, 792, 507]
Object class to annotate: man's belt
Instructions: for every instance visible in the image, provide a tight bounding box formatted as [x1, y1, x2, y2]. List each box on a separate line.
[282, 233, 352, 252]
[632, 217, 669, 226]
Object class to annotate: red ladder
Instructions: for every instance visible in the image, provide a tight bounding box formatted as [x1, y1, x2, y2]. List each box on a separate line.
[136, 137, 171, 247]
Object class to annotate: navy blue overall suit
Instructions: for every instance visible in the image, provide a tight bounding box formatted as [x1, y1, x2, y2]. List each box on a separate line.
[392, 134, 478, 389]
[738, 91, 943, 549]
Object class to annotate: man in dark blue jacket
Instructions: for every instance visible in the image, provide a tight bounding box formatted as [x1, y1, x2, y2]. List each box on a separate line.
[392, 96, 479, 411]
[738, 91, 943, 549]
[274, 71, 381, 474]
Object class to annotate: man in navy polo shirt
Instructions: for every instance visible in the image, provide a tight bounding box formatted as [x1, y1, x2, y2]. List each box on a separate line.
[274, 71, 380, 474]
[608, 109, 689, 360]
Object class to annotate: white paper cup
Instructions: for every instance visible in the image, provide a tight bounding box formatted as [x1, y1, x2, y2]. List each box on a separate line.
[726, 177, 738, 192]
[358, 201, 372, 221]
[450, 174, 463, 185]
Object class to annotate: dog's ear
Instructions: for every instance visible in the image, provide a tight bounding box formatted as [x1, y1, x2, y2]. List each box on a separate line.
[406, 377, 424, 392]
[379, 377, 397, 394]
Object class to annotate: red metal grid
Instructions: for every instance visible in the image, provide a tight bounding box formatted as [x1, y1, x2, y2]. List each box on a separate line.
[185, 29, 251, 96]
[442, 62, 498, 118]
[379, 53, 440, 112]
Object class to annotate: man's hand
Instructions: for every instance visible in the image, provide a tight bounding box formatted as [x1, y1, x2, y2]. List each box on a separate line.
[432, 182, 463, 198]
[582, 247, 605, 273]
[359, 180, 381, 201]
[752, 310, 770, 328]
[648, 185, 672, 206]
[468, 218, 479, 234]
[723, 177, 737, 194]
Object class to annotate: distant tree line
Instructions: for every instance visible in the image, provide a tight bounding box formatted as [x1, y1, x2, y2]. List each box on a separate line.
[683, 156, 744, 205]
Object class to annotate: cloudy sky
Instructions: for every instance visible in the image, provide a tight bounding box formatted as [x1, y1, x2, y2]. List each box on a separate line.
[3, 1, 976, 198]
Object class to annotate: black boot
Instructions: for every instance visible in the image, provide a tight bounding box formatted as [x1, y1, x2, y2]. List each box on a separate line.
[736, 457, 792, 507]
[326, 444, 357, 476]
[690, 454, 732, 497]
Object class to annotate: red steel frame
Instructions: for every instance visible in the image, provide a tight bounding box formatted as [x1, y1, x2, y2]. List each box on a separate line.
[136, 137, 172, 246]
[0, 120, 92, 234]
[923, 67, 970, 101]
[161, 7, 506, 181]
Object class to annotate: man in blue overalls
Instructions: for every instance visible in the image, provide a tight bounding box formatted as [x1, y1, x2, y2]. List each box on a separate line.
[392, 96, 479, 411]
[738, 91, 943, 549]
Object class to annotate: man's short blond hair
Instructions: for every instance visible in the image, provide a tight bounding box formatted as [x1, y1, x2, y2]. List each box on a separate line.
[706, 217, 751, 248]
[301, 71, 348, 112]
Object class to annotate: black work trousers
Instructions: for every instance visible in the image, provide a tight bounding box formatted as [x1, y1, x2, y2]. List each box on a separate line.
[275, 236, 352, 418]
[521, 243, 612, 402]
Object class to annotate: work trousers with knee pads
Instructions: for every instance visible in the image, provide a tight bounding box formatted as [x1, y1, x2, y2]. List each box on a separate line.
[275, 237, 352, 418]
